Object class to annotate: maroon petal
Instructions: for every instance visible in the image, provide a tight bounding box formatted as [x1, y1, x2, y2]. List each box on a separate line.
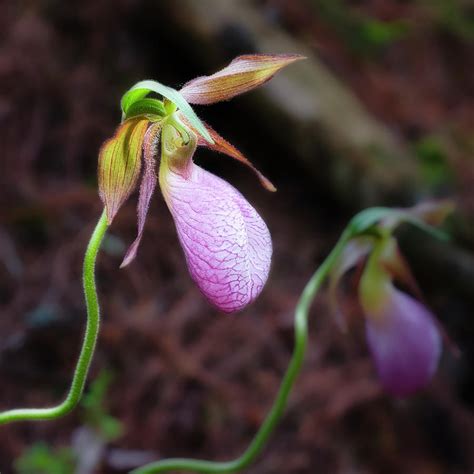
[328, 237, 374, 330]
[121, 123, 162, 268]
[177, 113, 276, 191]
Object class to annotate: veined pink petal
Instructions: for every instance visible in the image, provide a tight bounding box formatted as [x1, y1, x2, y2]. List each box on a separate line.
[180, 54, 304, 105]
[160, 162, 272, 313]
[365, 287, 441, 397]
[121, 122, 162, 268]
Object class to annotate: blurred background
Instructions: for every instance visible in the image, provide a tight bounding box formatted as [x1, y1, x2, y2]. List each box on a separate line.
[0, 0, 473, 472]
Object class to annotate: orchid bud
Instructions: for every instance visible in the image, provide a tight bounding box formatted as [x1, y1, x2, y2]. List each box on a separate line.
[359, 237, 441, 396]
[363, 287, 441, 397]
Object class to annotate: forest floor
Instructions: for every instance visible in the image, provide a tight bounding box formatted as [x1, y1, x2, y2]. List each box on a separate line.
[0, 0, 473, 473]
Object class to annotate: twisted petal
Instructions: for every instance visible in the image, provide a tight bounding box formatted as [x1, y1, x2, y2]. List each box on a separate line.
[365, 288, 441, 397]
[378, 237, 423, 301]
[328, 237, 374, 330]
[121, 122, 162, 268]
[160, 163, 272, 313]
[180, 54, 304, 105]
[180, 114, 276, 191]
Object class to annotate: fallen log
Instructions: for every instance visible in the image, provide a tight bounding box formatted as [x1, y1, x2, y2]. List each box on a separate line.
[159, 0, 428, 208]
[156, 0, 474, 309]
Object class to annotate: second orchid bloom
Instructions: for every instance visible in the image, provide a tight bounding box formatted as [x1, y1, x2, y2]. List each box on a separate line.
[98, 54, 303, 313]
[329, 203, 452, 396]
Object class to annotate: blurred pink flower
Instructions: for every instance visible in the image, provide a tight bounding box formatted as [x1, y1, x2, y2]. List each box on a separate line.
[363, 285, 441, 396]
[330, 230, 444, 396]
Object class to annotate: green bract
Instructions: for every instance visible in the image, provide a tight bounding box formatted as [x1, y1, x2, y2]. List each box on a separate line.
[347, 204, 451, 241]
[120, 80, 214, 144]
[125, 98, 166, 120]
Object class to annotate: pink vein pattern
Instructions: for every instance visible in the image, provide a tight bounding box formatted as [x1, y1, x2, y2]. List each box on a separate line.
[162, 164, 272, 313]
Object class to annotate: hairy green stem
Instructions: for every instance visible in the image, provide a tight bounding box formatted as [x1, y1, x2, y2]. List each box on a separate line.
[0, 211, 108, 424]
[132, 231, 351, 474]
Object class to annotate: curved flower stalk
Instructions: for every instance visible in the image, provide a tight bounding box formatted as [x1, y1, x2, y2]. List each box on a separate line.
[100, 54, 303, 312]
[129, 202, 453, 474]
[131, 225, 351, 474]
[0, 54, 302, 425]
[0, 212, 108, 425]
[329, 201, 453, 396]
[0, 198, 453, 474]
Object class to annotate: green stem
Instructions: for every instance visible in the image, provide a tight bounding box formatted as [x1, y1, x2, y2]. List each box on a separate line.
[0, 211, 108, 424]
[132, 231, 351, 474]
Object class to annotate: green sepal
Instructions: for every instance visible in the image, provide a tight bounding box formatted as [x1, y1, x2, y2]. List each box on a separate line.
[98, 118, 149, 224]
[348, 207, 391, 236]
[124, 98, 166, 120]
[358, 236, 393, 315]
[121, 89, 149, 116]
[348, 206, 450, 241]
[121, 80, 214, 144]
[399, 214, 450, 241]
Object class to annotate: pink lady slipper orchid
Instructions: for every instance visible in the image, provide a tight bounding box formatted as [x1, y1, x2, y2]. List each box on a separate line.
[98, 54, 303, 312]
[358, 236, 441, 396]
[328, 202, 453, 396]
